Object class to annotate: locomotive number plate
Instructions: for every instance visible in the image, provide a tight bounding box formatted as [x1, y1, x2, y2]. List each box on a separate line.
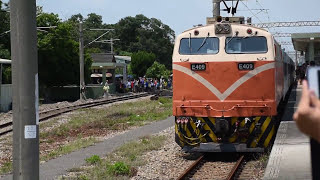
[238, 63, 254, 71]
[191, 63, 206, 71]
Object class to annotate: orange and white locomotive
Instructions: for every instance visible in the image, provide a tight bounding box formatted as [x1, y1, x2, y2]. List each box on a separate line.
[172, 18, 295, 152]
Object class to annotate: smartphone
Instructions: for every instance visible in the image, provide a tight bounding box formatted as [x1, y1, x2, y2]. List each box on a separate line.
[307, 66, 320, 98]
[307, 66, 320, 180]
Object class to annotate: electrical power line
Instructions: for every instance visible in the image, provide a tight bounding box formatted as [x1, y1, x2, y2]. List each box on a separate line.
[254, 21, 320, 28]
[240, 1, 263, 24]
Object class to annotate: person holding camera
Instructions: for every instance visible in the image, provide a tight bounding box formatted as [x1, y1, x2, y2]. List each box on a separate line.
[294, 79, 320, 180]
[294, 80, 320, 143]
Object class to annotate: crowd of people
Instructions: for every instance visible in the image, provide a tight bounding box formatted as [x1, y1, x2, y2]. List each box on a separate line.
[115, 77, 172, 93]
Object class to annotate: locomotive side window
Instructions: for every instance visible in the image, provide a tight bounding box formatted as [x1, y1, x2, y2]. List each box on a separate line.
[179, 37, 219, 55]
[225, 36, 268, 54]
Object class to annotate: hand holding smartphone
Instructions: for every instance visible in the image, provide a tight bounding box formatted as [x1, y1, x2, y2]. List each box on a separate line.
[307, 66, 320, 180]
[307, 66, 320, 98]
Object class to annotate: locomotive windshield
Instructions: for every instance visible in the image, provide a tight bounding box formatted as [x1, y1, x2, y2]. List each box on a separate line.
[225, 36, 268, 54]
[179, 37, 219, 55]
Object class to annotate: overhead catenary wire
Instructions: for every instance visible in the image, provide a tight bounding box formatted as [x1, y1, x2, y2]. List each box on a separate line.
[240, 1, 263, 24]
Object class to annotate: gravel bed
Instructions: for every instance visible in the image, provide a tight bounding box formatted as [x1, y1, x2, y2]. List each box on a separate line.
[131, 127, 201, 180]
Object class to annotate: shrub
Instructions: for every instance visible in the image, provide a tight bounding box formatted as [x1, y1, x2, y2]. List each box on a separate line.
[85, 155, 101, 165]
[107, 161, 130, 176]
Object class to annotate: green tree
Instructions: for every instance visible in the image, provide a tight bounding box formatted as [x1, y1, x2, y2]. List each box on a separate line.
[37, 13, 60, 27]
[2, 65, 11, 84]
[146, 61, 170, 79]
[114, 14, 175, 68]
[38, 20, 92, 87]
[131, 51, 155, 77]
[0, 0, 10, 58]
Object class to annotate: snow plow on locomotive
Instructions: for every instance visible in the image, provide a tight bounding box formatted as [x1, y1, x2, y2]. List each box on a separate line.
[172, 18, 295, 152]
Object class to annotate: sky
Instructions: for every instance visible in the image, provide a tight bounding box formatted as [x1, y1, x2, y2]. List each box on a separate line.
[3, 0, 320, 51]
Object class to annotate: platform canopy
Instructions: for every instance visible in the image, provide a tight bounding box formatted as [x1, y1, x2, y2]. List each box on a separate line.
[292, 33, 320, 51]
[292, 33, 320, 64]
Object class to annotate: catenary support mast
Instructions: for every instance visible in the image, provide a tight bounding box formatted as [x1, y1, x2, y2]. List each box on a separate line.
[10, 0, 39, 179]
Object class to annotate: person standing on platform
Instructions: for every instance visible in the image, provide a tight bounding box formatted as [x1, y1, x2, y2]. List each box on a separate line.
[81, 82, 87, 100]
[103, 80, 110, 98]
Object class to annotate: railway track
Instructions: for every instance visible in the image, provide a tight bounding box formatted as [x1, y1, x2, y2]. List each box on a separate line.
[0, 93, 150, 137]
[177, 154, 247, 180]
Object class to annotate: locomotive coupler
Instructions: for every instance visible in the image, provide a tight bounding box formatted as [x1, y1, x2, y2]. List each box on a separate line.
[215, 117, 230, 135]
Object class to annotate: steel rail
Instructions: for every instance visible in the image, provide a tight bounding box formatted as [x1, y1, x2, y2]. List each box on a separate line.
[176, 155, 204, 180]
[0, 93, 150, 136]
[226, 155, 245, 180]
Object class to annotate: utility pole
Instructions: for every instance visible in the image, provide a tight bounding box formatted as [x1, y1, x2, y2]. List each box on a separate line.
[110, 38, 121, 54]
[79, 22, 85, 100]
[10, 0, 39, 179]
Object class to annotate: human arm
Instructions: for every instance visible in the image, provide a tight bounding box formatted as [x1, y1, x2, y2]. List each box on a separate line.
[293, 80, 320, 143]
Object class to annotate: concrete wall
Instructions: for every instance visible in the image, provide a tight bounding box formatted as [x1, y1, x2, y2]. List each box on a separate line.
[0, 84, 12, 112]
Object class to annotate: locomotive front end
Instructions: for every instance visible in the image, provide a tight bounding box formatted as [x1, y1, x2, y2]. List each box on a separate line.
[172, 23, 280, 152]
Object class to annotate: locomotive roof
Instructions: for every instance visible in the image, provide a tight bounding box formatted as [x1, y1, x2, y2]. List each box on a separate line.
[182, 23, 268, 34]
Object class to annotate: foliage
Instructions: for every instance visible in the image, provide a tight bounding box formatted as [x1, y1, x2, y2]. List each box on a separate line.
[131, 51, 155, 77]
[37, 14, 92, 87]
[118, 51, 133, 56]
[0, 45, 10, 59]
[0, 0, 10, 58]
[37, 12, 60, 27]
[114, 14, 175, 69]
[2, 65, 11, 84]
[85, 155, 101, 165]
[107, 161, 130, 176]
[0, 161, 12, 175]
[146, 61, 171, 79]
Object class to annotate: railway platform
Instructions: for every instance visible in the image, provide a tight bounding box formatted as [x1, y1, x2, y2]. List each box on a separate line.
[263, 84, 312, 180]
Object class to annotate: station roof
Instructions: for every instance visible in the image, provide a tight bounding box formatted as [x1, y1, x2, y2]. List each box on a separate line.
[291, 33, 320, 51]
[90, 53, 130, 69]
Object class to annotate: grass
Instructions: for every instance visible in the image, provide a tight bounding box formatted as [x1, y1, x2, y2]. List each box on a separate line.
[71, 135, 168, 179]
[85, 155, 101, 165]
[0, 97, 172, 176]
[41, 137, 98, 162]
[41, 97, 172, 139]
[0, 161, 12, 175]
[39, 117, 60, 130]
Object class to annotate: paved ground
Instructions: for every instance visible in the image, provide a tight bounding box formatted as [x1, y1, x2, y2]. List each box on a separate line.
[263, 85, 312, 180]
[1, 116, 174, 180]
